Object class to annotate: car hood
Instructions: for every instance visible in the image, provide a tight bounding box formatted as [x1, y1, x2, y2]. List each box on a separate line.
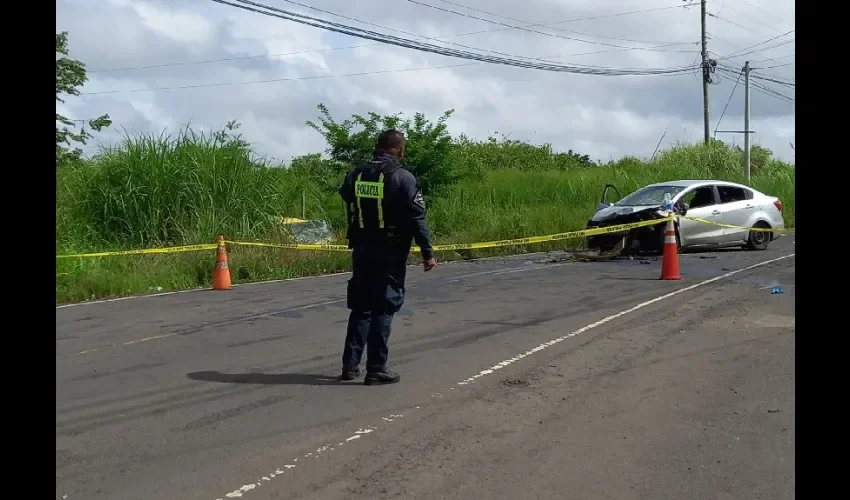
[590, 205, 663, 222]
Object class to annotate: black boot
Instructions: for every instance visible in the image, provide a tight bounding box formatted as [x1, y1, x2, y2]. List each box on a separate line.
[339, 366, 361, 381]
[364, 370, 400, 386]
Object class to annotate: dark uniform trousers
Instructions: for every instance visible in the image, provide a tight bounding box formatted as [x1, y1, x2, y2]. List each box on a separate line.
[342, 243, 408, 374]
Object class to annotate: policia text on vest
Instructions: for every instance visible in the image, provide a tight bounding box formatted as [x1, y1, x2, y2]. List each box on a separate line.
[355, 180, 383, 199]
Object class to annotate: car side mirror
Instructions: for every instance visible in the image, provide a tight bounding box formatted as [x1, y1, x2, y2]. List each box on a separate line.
[678, 202, 689, 216]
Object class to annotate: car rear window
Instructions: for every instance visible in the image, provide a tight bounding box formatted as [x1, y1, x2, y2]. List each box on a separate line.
[717, 185, 750, 203]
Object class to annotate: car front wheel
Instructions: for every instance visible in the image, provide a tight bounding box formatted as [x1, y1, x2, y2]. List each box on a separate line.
[745, 222, 771, 250]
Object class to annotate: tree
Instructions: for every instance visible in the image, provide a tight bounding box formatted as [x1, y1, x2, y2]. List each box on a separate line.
[56, 31, 111, 168]
[306, 103, 459, 195]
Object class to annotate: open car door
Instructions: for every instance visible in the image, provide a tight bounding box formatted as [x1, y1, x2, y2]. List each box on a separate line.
[596, 184, 622, 211]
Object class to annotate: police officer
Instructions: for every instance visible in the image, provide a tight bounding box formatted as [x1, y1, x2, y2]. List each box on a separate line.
[337, 129, 437, 385]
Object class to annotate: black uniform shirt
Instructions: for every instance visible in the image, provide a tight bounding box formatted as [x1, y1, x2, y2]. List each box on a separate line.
[338, 153, 434, 260]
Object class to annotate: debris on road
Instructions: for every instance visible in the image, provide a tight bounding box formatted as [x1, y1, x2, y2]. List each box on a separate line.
[548, 237, 627, 263]
[501, 376, 530, 387]
[770, 287, 784, 294]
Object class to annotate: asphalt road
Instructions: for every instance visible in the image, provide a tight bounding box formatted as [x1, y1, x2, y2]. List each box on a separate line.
[56, 237, 795, 500]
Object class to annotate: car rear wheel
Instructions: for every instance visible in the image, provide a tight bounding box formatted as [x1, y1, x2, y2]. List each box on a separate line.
[745, 222, 771, 250]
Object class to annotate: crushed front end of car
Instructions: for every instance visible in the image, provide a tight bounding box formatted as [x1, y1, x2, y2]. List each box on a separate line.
[585, 185, 670, 254]
[586, 206, 669, 254]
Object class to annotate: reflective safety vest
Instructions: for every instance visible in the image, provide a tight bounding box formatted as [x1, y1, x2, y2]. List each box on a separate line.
[347, 163, 400, 243]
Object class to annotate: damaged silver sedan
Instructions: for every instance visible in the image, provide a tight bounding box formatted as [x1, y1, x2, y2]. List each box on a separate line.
[585, 180, 785, 255]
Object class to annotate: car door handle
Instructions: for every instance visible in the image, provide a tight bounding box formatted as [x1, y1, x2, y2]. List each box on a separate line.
[745, 204, 755, 209]
[711, 210, 721, 215]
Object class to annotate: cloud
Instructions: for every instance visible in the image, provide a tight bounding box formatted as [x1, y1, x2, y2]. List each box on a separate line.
[57, 0, 795, 163]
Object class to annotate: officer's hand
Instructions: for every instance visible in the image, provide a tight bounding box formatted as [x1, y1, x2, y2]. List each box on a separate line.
[423, 258, 437, 272]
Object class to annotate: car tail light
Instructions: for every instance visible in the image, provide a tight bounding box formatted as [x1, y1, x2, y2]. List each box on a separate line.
[773, 200, 783, 212]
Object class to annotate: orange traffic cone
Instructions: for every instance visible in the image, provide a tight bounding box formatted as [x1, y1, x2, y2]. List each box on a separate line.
[212, 235, 232, 290]
[660, 218, 681, 280]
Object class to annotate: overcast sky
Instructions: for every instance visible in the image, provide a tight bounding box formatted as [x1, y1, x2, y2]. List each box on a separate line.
[56, 0, 795, 164]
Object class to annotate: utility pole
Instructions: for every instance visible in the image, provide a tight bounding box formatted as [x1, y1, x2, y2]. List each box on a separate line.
[700, 0, 710, 144]
[743, 60, 751, 182]
[715, 62, 756, 174]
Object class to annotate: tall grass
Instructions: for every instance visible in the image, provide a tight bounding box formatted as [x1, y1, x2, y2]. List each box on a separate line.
[56, 129, 795, 303]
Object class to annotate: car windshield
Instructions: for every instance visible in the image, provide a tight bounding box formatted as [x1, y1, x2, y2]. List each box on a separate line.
[616, 185, 686, 206]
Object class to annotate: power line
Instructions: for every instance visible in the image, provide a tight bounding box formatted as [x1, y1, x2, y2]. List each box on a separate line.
[712, 41, 794, 69]
[729, 38, 794, 59]
[706, 32, 745, 51]
[715, 30, 794, 60]
[272, 0, 547, 64]
[707, 37, 794, 67]
[91, 8, 698, 75]
[750, 80, 793, 103]
[714, 67, 743, 137]
[749, 81, 793, 103]
[270, 0, 697, 68]
[90, 42, 377, 73]
[737, 0, 795, 31]
[716, 66, 793, 103]
[81, 62, 480, 95]
[82, 37, 702, 97]
[750, 72, 794, 87]
[708, 12, 770, 39]
[749, 53, 794, 64]
[717, 61, 794, 86]
[206, 0, 697, 76]
[402, 0, 700, 51]
[420, 0, 694, 45]
[706, 33, 794, 70]
[719, 4, 788, 37]
[509, 44, 693, 64]
[756, 61, 794, 70]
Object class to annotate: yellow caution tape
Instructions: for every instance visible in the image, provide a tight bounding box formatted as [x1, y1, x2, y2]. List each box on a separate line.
[419, 217, 670, 253]
[229, 218, 671, 253]
[55, 218, 671, 258]
[680, 216, 794, 233]
[56, 216, 794, 259]
[56, 243, 218, 259]
[227, 241, 352, 252]
[280, 217, 308, 224]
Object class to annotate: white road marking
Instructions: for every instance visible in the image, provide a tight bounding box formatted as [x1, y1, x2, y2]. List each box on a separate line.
[457, 253, 794, 385]
[459, 253, 794, 385]
[211, 252, 794, 499]
[122, 333, 176, 346]
[219, 425, 384, 498]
